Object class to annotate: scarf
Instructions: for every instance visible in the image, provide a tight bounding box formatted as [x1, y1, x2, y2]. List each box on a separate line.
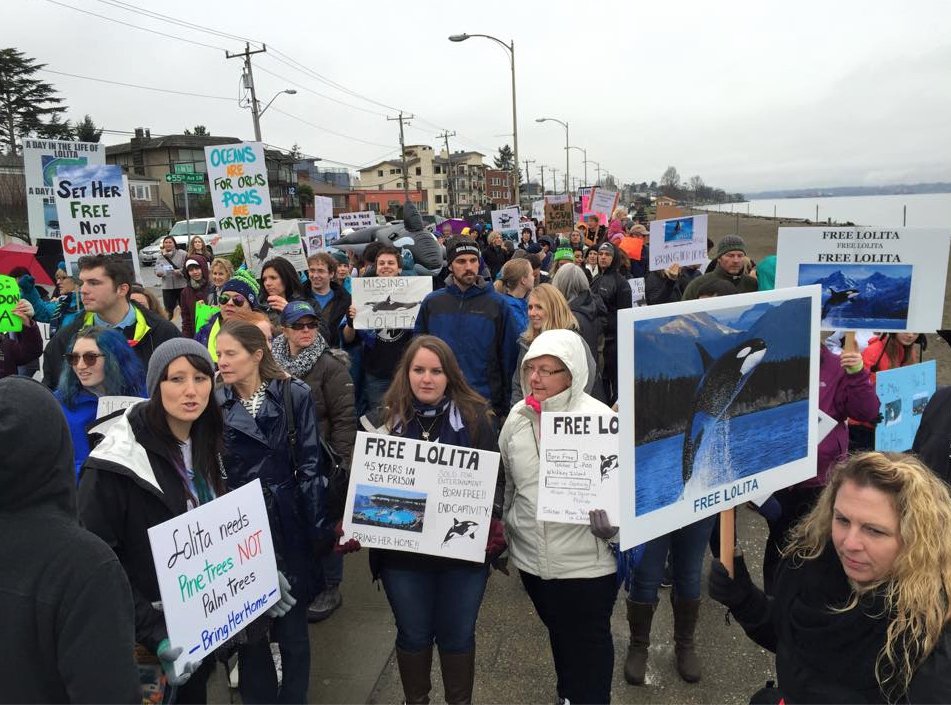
[271, 333, 327, 379]
[394, 396, 470, 447]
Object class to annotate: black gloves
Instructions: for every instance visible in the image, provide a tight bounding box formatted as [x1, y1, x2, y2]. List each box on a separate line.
[709, 554, 769, 624]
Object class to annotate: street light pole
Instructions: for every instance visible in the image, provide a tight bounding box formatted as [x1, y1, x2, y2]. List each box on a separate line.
[449, 33, 520, 203]
[584, 160, 601, 186]
[536, 117, 569, 196]
[258, 89, 298, 120]
[568, 146, 587, 187]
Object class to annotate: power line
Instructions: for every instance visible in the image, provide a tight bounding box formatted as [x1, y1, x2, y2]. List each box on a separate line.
[39, 68, 234, 101]
[93, 0, 261, 46]
[253, 64, 388, 118]
[269, 107, 394, 149]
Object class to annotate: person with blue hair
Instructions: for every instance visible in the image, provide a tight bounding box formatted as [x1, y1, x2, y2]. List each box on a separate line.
[55, 326, 146, 477]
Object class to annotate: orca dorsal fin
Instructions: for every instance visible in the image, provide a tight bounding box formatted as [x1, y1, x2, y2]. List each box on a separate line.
[696, 342, 715, 371]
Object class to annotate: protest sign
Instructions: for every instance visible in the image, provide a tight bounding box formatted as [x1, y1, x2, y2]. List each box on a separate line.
[323, 218, 342, 248]
[544, 196, 574, 235]
[490, 207, 521, 242]
[649, 214, 709, 271]
[195, 302, 219, 333]
[204, 142, 274, 276]
[303, 223, 324, 254]
[96, 396, 144, 419]
[54, 165, 141, 279]
[0, 275, 22, 333]
[314, 195, 334, 229]
[339, 211, 376, 231]
[775, 227, 950, 332]
[342, 432, 499, 563]
[537, 412, 620, 525]
[629, 277, 646, 307]
[875, 360, 936, 452]
[617, 286, 821, 548]
[351, 276, 433, 330]
[588, 188, 619, 226]
[23, 138, 105, 242]
[532, 200, 546, 221]
[147, 479, 279, 676]
[267, 220, 307, 272]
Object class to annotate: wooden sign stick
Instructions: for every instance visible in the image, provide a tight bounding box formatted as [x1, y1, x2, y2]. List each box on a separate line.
[719, 508, 736, 577]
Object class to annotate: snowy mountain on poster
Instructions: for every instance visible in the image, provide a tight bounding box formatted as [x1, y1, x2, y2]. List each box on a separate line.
[798, 264, 911, 325]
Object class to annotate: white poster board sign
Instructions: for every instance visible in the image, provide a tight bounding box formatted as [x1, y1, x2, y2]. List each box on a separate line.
[266, 220, 308, 272]
[24, 138, 105, 242]
[775, 226, 950, 332]
[147, 479, 279, 674]
[490, 207, 521, 241]
[649, 214, 709, 271]
[342, 432, 499, 563]
[340, 211, 376, 231]
[351, 276, 432, 329]
[54, 165, 141, 279]
[617, 286, 821, 549]
[589, 188, 619, 222]
[537, 412, 620, 525]
[630, 277, 646, 306]
[204, 142, 274, 276]
[532, 200, 546, 221]
[314, 195, 334, 229]
[96, 395, 144, 419]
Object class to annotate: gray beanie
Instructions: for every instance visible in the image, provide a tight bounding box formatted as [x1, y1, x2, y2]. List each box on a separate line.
[714, 234, 747, 260]
[146, 338, 214, 396]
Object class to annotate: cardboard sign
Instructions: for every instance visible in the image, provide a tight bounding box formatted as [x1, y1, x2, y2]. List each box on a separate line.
[490, 207, 521, 242]
[339, 211, 376, 231]
[195, 302, 219, 333]
[537, 412, 620, 525]
[147, 479, 279, 675]
[617, 286, 822, 549]
[96, 396, 144, 419]
[775, 227, 951, 332]
[544, 197, 574, 235]
[351, 276, 432, 330]
[54, 165, 141, 279]
[342, 432, 499, 563]
[649, 214, 709, 271]
[0, 275, 22, 333]
[204, 142, 274, 276]
[875, 360, 936, 452]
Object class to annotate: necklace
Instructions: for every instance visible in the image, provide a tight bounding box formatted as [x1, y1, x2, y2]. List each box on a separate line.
[416, 412, 443, 441]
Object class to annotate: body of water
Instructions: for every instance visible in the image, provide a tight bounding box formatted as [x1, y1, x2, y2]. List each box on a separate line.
[634, 399, 809, 516]
[702, 192, 951, 229]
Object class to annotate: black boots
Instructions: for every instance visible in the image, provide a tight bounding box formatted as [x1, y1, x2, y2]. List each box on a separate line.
[396, 647, 433, 704]
[623, 599, 656, 685]
[439, 648, 475, 704]
[671, 594, 702, 683]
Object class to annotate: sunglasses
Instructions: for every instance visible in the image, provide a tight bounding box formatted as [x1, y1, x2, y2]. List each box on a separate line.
[219, 293, 246, 307]
[64, 352, 105, 367]
[288, 321, 320, 331]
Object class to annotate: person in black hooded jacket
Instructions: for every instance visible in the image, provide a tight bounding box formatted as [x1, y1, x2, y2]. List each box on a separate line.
[590, 242, 631, 403]
[0, 376, 140, 704]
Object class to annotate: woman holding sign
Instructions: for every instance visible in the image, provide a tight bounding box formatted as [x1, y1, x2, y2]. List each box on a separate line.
[78, 338, 227, 702]
[155, 235, 187, 321]
[709, 452, 951, 703]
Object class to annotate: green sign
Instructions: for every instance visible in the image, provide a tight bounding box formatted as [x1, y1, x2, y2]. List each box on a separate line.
[174, 163, 195, 174]
[194, 302, 219, 333]
[186, 184, 207, 195]
[0, 275, 22, 333]
[166, 173, 205, 184]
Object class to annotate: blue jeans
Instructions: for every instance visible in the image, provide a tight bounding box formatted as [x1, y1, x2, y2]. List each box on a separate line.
[321, 552, 343, 588]
[629, 515, 716, 602]
[380, 564, 490, 653]
[362, 372, 391, 415]
[238, 599, 309, 704]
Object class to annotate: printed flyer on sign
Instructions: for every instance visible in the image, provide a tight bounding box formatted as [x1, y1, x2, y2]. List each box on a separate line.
[875, 360, 936, 452]
[351, 276, 432, 329]
[490, 207, 521, 242]
[537, 412, 620, 525]
[147, 480, 279, 677]
[775, 226, 950, 332]
[616, 287, 821, 548]
[204, 142, 274, 275]
[266, 220, 307, 272]
[649, 214, 709, 271]
[23, 138, 105, 242]
[54, 164, 141, 279]
[342, 432, 499, 563]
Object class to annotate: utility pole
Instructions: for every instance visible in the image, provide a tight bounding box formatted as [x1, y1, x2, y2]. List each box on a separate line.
[437, 130, 456, 216]
[551, 169, 560, 195]
[387, 111, 414, 202]
[226, 42, 268, 141]
[522, 158, 535, 205]
[538, 165, 546, 196]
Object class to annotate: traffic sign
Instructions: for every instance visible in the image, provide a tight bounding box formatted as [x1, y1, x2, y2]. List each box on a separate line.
[186, 184, 207, 194]
[166, 173, 204, 184]
[174, 163, 195, 175]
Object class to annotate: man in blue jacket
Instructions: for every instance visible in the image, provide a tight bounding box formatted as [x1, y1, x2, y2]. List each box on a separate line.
[415, 237, 519, 416]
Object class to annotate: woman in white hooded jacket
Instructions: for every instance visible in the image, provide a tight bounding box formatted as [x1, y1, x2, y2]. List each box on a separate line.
[499, 329, 619, 705]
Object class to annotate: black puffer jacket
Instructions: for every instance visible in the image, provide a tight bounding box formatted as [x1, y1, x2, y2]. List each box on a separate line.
[568, 289, 606, 358]
[590, 242, 632, 341]
[645, 267, 702, 305]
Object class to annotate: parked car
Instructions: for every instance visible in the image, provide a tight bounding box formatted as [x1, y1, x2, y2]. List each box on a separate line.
[139, 218, 240, 264]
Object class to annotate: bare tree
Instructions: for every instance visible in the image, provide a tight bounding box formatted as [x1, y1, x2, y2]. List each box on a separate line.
[660, 166, 681, 197]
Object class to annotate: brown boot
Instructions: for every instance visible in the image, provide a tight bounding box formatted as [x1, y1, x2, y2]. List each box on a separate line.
[623, 599, 656, 685]
[438, 648, 475, 704]
[671, 594, 702, 683]
[396, 647, 433, 704]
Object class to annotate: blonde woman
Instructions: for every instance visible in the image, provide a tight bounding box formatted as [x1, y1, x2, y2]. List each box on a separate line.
[207, 257, 234, 305]
[709, 452, 951, 703]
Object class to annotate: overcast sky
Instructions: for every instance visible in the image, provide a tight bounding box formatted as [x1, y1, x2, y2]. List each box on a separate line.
[9, 0, 951, 193]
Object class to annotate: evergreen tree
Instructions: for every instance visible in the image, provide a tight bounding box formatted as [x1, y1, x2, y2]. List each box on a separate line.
[0, 48, 67, 154]
[184, 125, 209, 136]
[74, 114, 103, 142]
[494, 144, 514, 171]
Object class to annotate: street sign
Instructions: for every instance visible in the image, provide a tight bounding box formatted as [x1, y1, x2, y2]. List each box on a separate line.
[186, 184, 207, 194]
[165, 172, 204, 184]
[174, 163, 195, 174]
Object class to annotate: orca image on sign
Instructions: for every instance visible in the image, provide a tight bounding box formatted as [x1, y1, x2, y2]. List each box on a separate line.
[441, 518, 479, 547]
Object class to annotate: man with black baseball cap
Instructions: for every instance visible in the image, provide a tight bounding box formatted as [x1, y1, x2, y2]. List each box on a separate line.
[415, 237, 520, 416]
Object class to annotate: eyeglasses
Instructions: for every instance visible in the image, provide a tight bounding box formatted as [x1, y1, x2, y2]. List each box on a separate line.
[523, 365, 567, 379]
[288, 321, 320, 331]
[219, 294, 246, 307]
[64, 352, 106, 367]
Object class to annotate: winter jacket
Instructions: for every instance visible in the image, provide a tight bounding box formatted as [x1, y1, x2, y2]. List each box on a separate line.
[913, 386, 951, 484]
[590, 242, 632, 340]
[217, 378, 332, 602]
[500, 292, 529, 338]
[179, 253, 211, 338]
[313, 282, 351, 348]
[0, 322, 43, 379]
[681, 265, 758, 300]
[43, 303, 181, 388]
[568, 290, 606, 358]
[155, 248, 187, 290]
[645, 267, 702, 305]
[726, 542, 951, 704]
[78, 401, 202, 654]
[499, 330, 616, 580]
[0, 377, 139, 704]
[482, 243, 508, 280]
[17, 274, 81, 333]
[415, 276, 520, 416]
[56, 389, 101, 477]
[510, 333, 600, 408]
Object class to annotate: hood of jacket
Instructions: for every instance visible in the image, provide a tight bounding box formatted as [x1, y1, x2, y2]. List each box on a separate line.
[87, 401, 166, 497]
[520, 329, 589, 410]
[570, 289, 606, 320]
[0, 378, 76, 515]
